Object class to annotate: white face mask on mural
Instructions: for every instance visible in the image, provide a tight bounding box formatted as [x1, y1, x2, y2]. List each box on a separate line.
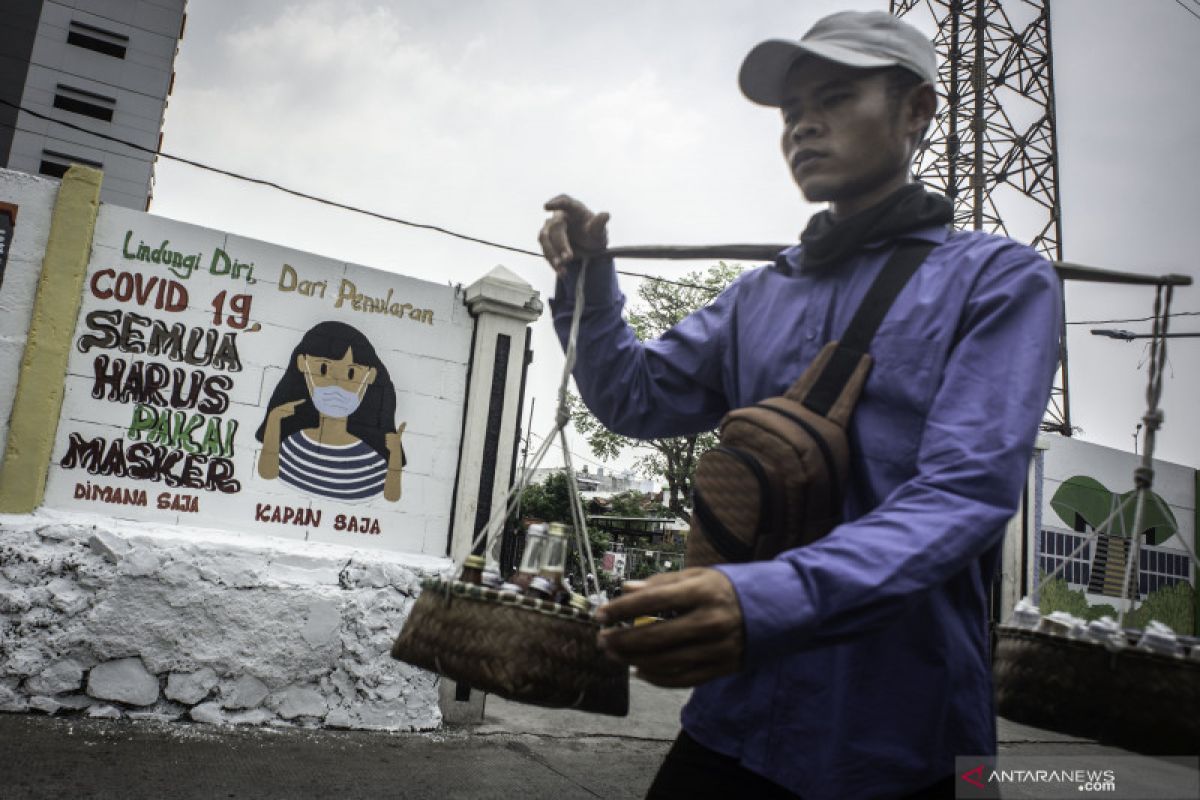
[303, 358, 369, 420]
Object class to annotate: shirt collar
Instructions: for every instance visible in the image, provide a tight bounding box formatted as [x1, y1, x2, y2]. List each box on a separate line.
[773, 224, 951, 275]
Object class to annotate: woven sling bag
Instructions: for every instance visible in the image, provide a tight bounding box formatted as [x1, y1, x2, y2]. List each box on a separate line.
[686, 240, 935, 566]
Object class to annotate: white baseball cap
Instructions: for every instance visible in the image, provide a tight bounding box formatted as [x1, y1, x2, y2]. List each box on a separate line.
[739, 10, 938, 107]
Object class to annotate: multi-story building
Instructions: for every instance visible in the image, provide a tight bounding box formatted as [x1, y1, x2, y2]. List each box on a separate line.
[0, 0, 186, 210]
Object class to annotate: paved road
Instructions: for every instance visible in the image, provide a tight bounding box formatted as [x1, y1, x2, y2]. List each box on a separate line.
[3, 679, 1194, 799]
[2, 679, 687, 800]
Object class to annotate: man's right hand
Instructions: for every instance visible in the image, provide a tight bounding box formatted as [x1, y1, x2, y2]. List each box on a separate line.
[539, 194, 610, 278]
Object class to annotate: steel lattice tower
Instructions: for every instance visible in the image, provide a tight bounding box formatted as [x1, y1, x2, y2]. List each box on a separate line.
[891, 0, 1072, 435]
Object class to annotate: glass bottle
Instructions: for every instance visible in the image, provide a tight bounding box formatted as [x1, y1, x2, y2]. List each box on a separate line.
[540, 523, 570, 602]
[508, 522, 548, 593]
[480, 560, 503, 589]
[458, 554, 485, 585]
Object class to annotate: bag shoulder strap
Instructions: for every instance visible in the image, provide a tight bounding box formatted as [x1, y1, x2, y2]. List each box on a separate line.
[787, 239, 937, 420]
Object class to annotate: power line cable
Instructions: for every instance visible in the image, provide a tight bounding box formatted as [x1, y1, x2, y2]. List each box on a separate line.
[8, 98, 1190, 303]
[1067, 310, 1199, 325]
[0, 98, 736, 293]
[1174, 0, 1200, 22]
[527, 429, 610, 471]
[0, 98, 538, 258]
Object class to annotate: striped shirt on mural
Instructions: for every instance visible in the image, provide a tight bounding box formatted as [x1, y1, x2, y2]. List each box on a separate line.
[278, 431, 388, 501]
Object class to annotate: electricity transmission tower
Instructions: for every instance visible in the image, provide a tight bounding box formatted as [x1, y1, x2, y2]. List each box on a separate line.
[891, 0, 1073, 435]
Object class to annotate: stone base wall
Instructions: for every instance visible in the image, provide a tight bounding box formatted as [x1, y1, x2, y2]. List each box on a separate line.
[0, 512, 450, 730]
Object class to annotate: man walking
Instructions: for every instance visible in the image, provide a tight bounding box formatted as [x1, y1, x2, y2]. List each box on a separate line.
[539, 11, 1060, 799]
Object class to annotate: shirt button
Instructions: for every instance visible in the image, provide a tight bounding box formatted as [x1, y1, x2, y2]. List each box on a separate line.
[806, 329, 816, 340]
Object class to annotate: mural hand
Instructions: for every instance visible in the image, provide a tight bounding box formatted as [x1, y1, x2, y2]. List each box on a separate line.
[270, 399, 305, 422]
[386, 422, 406, 454]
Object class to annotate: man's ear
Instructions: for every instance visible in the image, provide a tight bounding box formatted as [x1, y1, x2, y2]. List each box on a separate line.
[908, 82, 937, 137]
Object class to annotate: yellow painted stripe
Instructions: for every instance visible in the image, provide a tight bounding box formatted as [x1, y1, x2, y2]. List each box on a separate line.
[0, 166, 102, 512]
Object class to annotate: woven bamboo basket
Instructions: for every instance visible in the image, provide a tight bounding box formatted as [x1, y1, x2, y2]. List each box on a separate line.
[994, 625, 1200, 755]
[392, 577, 629, 716]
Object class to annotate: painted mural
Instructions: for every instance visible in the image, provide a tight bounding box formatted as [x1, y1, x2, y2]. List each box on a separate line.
[256, 322, 406, 506]
[1035, 437, 1197, 634]
[41, 206, 474, 555]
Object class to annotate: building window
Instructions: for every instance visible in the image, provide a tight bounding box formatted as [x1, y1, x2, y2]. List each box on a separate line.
[1137, 545, 1190, 598]
[39, 150, 103, 179]
[52, 84, 116, 122]
[67, 21, 129, 59]
[1038, 528, 1091, 586]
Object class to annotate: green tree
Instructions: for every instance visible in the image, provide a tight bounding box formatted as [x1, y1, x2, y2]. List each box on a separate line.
[518, 470, 572, 524]
[606, 490, 671, 519]
[570, 262, 743, 516]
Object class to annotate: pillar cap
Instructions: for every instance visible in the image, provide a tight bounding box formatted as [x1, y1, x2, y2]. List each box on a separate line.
[465, 265, 542, 322]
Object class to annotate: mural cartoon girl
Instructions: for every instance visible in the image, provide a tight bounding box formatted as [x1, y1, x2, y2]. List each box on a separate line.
[255, 321, 406, 502]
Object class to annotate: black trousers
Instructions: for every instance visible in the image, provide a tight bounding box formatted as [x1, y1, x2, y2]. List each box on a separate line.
[646, 731, 956, 800]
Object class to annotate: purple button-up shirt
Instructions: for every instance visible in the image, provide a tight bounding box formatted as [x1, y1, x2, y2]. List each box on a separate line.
[551, 225, 1061, 799]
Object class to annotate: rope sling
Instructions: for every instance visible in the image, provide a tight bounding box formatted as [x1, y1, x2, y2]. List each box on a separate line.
[459, 259, 601, 593]
[392, 261, 630, 716]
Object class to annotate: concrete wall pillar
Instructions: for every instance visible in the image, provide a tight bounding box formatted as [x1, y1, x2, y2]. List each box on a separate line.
[0, 165, 102, 513]
[447, 266, 541, 564]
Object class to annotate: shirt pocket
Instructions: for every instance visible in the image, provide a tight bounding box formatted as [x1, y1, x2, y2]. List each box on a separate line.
[857, 334, 941, 467]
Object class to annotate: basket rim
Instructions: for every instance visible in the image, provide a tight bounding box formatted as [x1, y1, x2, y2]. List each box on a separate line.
[420, 576, 599, 626]
[996, 624, 1200, 665]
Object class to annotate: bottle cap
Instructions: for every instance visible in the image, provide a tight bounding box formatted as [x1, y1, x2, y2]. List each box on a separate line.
[547, 522, 569, 537]
[569, 593, 590, 612]
[463, 555, 486, 569]
[529, 576, 555, 596]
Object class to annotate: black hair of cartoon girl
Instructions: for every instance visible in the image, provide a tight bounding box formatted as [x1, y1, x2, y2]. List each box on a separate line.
[255, 321, 406, 502]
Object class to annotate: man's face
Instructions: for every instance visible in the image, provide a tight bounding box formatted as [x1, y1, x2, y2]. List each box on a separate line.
[779, 58, 919, 216]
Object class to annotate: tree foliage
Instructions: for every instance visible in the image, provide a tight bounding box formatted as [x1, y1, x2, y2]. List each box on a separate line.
[606, 490, 672, 519]
[1124, 580, 1195, 635]
[570, 262, 743, 515]
[518, 470, 572, 524]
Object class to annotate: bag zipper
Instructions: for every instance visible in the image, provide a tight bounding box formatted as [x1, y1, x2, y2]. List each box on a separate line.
[692, 444, 771, 563]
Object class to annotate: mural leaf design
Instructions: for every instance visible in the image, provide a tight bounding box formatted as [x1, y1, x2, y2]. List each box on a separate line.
[1050, 475, 1180, 600]
[1050, 476, 1178, 544]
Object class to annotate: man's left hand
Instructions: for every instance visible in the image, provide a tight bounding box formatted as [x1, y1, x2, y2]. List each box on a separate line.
[596, 568, 744, 688]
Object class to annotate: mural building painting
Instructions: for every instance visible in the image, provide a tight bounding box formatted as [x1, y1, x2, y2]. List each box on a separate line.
[1034, 437, 1197, 634]
[42, 208, 473, 556]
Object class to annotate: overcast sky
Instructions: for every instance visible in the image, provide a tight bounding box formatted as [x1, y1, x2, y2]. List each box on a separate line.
[150, 0, 1200, 474]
